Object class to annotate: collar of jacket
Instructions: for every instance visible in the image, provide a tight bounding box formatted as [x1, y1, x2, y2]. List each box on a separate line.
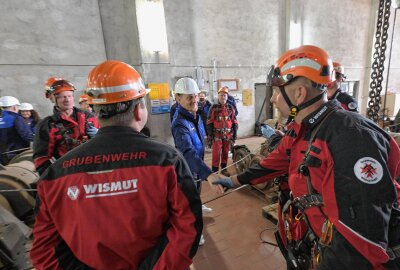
[2, 110, 19, 117]
[177, 105, 199, 122]
[302, 101, 339, 130]
[96, 126, 145, 136]
[51, 106, 79, 122]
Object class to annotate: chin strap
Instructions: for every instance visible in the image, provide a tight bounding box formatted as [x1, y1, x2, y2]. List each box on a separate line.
[279, 86, 325, 124]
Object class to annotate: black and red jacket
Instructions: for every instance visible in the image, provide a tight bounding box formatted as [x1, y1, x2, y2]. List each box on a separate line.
[238, 101, 400, 269]
[30, 126, 203, 270]
[33, 107, 99, 175]
[329, 89, 359, 112]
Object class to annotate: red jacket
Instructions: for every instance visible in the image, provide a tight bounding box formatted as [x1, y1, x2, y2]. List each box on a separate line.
[238, 101, 400, 269]
[33, 107, 99, 174]
[30, 126, 202, 270]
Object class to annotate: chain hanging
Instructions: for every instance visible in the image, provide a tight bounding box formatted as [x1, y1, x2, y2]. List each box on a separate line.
[367, 0, 391, 122]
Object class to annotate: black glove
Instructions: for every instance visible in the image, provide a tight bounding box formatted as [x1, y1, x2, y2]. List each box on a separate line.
[207, 137, 213, 148]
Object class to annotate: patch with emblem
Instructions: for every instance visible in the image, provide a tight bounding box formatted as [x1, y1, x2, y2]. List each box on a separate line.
[348, 102, 357, 110]
[353, 157, 383, 184]
[67, 186, 80, 200]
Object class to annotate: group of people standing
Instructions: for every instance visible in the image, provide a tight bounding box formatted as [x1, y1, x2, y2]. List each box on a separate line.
[2, 44, 399, 270]
[0, 96, 40, 164]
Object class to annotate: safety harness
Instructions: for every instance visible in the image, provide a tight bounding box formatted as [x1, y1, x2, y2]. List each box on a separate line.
[278, 107, 400, 269]
[278, 108, 335, 270]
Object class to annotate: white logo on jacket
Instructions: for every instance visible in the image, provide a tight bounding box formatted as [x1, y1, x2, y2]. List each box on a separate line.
[353, 157, 383, 184]
[67, 179, 138, 200]
[67, 186, 80, 200]
[309, 106, 327, 124]
[348, 102, 357, 110]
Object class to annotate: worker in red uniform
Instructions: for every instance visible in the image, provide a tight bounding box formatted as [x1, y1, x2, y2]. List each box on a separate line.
[327, 61, 359, 112]
[206, 86, 238, 175]
[33, 78, 99, 175]
[78, 94, 93, 112]
[30, 60, 203, 270]
[44, 76, 63, 104]
[210, 45, 400, 269]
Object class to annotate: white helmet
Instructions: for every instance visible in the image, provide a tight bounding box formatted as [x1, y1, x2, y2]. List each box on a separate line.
[0, 96, 20, 107]
[19, 102, 34, 111]
[174, 78, 200, 95]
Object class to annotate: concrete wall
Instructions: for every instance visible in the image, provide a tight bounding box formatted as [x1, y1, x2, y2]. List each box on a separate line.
[0, 0, 106, 116]
[159, 0, 281, 139]
[1, 0, 400, 144]
[301, 0, 375, 113]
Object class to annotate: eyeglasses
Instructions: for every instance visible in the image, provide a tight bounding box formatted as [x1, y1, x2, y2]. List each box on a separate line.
[50, 80, 76, 91]
[266, 65, 294, 87]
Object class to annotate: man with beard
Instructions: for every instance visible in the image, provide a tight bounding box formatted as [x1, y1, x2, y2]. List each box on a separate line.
[33, 79, 99, 175]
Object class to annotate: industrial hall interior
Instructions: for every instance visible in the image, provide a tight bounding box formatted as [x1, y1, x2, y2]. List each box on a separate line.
[1, 0, 400, 269]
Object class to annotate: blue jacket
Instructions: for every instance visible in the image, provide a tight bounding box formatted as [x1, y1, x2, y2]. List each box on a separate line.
[171, 106, 212, 180]
[0, 110, 34, 163]
[227, 95, 238, 116]
[198, 100, 212, 134]
[23, 117, 38, 134]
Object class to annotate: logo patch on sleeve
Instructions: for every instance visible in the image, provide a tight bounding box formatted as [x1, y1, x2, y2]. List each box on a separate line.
[353, 157, 383, 184]
[348, 102, 357, 110]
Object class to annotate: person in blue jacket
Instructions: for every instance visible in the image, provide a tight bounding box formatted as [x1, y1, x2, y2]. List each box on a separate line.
[19, 102, 40, 134]
[0, 96, 34, 165]
[171, 78, 219, 245]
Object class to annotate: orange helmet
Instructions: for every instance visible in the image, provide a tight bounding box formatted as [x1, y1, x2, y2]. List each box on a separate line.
[267, 45, 334, 90]
[218, 87, 229, 94]
[79, 94, 90, 104]
[44, 77, 64, 98]
[47, 79, 76, 96]
[333, 61, 346, 81]
[86, 60, 149, 105]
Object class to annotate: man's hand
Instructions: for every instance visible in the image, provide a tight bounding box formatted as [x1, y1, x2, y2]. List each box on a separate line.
[207, 173, 240, 194]
[86, 125, 98, 138]
[213, 178, 235, 189]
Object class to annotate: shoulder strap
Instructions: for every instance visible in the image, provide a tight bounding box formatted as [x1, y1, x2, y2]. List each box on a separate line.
[301, 109, 336, 194]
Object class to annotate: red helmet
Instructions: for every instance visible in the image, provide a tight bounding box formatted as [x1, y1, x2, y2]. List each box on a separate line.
[218, 87, 229, 94]
[86, 60, 149, 105]
[44, 77, 64, 99]
[333, 61, 346, 81]
[79, 94, 90, 104]
[267, 45, 334, 90]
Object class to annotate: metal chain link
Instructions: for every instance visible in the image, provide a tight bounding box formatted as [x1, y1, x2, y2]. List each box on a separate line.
[367, 0, 391, 122]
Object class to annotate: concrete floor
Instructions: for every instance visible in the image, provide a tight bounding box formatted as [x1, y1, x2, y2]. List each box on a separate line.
[192, 136, 286, 270]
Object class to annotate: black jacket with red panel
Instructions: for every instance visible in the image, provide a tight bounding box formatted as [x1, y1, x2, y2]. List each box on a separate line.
[30, 126, 203, 270]
[33, 107, 99, 175]
[329, 89, 359, 112]
[238, 101, 400, 269]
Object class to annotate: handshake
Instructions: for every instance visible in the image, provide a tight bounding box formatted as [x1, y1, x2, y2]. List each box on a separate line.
[207, 173, 239, 194]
